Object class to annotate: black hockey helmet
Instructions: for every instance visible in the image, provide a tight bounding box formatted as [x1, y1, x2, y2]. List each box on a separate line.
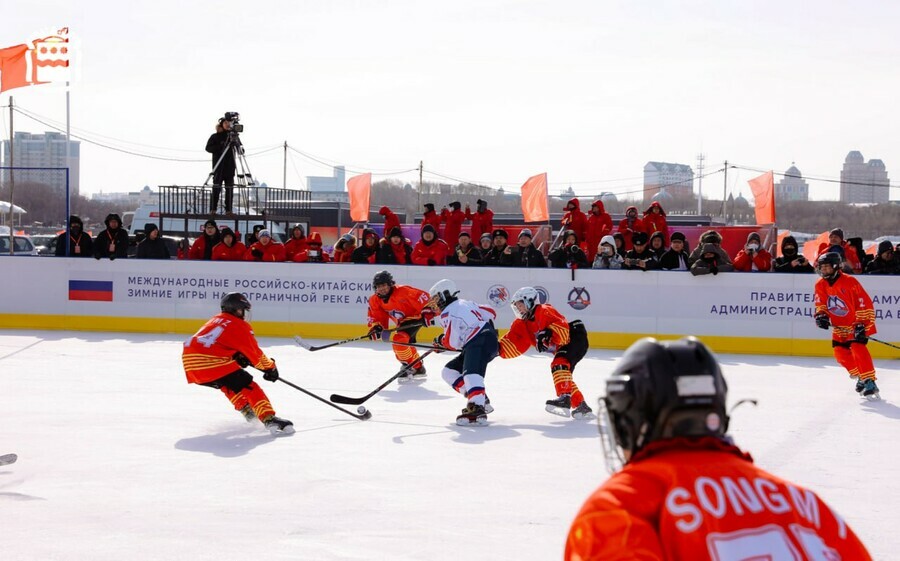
[373, 270, 396, 302]
[221, 292, 252, 319]
[598, 337, 728, 472]
[816, 251, 842, 282]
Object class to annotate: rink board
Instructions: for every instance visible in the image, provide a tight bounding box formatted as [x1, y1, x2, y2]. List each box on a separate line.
[1, 258, 898, 357]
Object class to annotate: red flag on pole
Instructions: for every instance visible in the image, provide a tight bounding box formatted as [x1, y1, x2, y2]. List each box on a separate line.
[748, 171, 776, 224]
[520, 172, 549, 222]
[0, 44, 30, 92]
[347, 173, 372, 222]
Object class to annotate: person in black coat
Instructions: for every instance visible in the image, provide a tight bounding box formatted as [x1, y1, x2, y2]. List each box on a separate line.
[205, 117, 237, 214]
[483, 229, 514, 267]
[94, 213, 129, 260]
[658, 231, 691, 271]
[865, 240, 900, 275]
[351, 228, 381, 264]
[549, 230, 589, 269]
[622, 231, 659, 271]
[509, 228, 547, 268]
[378, 227, 414, 265]
[773, 235, 814, 273]
[55, 215, 93, 257]
[136, 223, 171, 259]
[447, 232, 483, 266]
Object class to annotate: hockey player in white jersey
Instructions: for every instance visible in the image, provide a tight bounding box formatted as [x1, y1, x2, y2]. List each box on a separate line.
[424, 279, 499, 426]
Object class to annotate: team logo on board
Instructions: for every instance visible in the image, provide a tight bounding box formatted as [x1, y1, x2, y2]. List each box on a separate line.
[534, 286, 550, 304]
[486, 284, 510, 307]
[567, 287, 591, 310]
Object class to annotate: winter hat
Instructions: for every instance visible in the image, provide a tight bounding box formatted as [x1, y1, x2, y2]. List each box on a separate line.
[340, 233, 356, 244]
[878, 240, 894, 255]
[424, 203, 435, 212]
[450, 201, 461, 210]
[220, 227, 235, 240]
[670, 231, 686, 243]
[258, 229, 271, 239]
[68, 215, 83, 227]
[747, 232, 761, 244]
[105, 213, 122, 227]
[476, 199, 486, 206]
[204, 219, 218, 228]
[422, 224, 436, 236]
[492, 228, 508, 240]
[144, 223, 159, 235]
[781, 235, 798, 251]
[830, 228, 844, 240]
[458, 231, 471, 239]
[480, 233, 492, 243]
[388, 226, 403, 239]
[518, 228, 533, 239]
[700, 230, 722, 244]
[632, 232, 649, 245]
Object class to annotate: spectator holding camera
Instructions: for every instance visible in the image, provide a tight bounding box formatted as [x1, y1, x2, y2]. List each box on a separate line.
[448, 231, 482, 266]
[659, 231, 691, 271]
[773, 235, 813, 273]
[509, 228, 547, 268]
[189, 219, 221, 261]
[733, 231, 772, 272]
[212, 227, 246, 261]
[205, 116, 237, 215]
[549, 230, 589, 269]
[412, 224, 449, 266]
[622, 231, 658, 271]
[93, 213, 129, 260]
[292, 232, 329, 263]
[245, 229, 286, 262]
[691, 242, 734, 276]
[689, 230, 732, 267]
[351, 228, 381, 264]
[865, 240, 900, 275]
[592, 235, 624, 269]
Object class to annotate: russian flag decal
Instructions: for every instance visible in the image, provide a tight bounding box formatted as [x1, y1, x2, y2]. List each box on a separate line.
[68, 280, 113, 302]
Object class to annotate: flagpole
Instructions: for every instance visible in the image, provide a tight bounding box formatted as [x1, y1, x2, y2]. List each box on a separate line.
[7, 95, 14, 254]
[65, 82, 72, 255]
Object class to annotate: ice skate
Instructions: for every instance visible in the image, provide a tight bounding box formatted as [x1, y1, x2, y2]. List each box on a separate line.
[262, 415, 295, 435]
[571, 401, 596, 420]
[546, 394, 572, 417]
[483, 395, 494, 414]
[239, 405, 256, 422]
[855, 379, 865, 394]
[456, 403, 488, 426]
[398, 362, 426, 384]
[862, 379, 880, 400]
[411, 364, 427, 381]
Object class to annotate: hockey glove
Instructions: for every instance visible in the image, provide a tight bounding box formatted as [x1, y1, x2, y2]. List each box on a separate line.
[251, 248, 264, 259]
[232, 352, 251, 368]
[853, 323, 868, 344]
[535, 329, 552, 353]
[815, 314, 830, 330]
[420, 308, 437, 327]
[427, 259, 436, 266]
[263, 366, 280, 382]
[367, 324, 384, 341]
[433, 334, 446, 353]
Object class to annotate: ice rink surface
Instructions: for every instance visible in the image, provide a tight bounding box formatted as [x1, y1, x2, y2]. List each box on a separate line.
[1, 330, 897, 560]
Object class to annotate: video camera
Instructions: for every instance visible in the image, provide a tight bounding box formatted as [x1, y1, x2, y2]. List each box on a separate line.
[222, 111, 244, 133]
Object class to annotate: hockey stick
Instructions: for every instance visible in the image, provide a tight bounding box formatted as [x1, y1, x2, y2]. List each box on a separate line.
[382, 340, 457, 352]
[870, 337, 900, 351]
[330, 350, 435, 405]
[0, 453, 17, 466]
[277, 376, 372, 420]
[294, 322, 424, 352]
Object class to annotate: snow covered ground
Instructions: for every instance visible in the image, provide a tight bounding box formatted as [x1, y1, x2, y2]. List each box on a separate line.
[1, 330, 897, 560]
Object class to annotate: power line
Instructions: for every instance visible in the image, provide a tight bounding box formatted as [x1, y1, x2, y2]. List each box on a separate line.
[731, 163, 900, 190]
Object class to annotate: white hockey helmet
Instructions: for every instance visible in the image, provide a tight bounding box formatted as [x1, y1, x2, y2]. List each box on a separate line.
[510, 286, 539, 320]
[428, 278, 459, 310]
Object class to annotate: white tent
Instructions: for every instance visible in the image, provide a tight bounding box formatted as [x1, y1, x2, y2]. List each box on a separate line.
[0, 201, 27, 214]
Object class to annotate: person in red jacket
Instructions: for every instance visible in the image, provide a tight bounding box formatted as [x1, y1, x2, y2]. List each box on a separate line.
[292, 231, 330, 263]
[643, 201, 669, 246]
[366, 270, 430, 380]
[411, 224, 450, 266]
[332, 234, 356, 263]
[379, 206, 401, 241]
[244, 229, 286, 262]
[733, 231, 772, 272]
[420, 203, 442, 237]
[585, 200, 613, 261]
[465, 199, 493, 241]
[565, 336, 872, 561]
[815, 228, 862, 274]
[189, 219, 222, 260]
[814, 251, 879, 397]
[617, 205, 647, 250]
[211, 227, 247, 261]
[378, 227, 413, 265]
[182, 293, 293, 435]
[500, 287, 594, 419]
[561, 198, 587, 243]
[283, 224, 309, 261]
[440, 201, 465, 245]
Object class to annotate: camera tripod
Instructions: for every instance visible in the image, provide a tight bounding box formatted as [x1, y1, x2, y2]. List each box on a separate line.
[203, 132, 257, 215]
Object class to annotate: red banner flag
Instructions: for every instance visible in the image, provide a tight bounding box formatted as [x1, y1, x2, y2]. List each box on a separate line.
[520, 172, 549, 222]
[0, 44, 30, 92]
[748, 171, 776, 224]
[802, 230, 831, 263]
[347, 173, 372, 222]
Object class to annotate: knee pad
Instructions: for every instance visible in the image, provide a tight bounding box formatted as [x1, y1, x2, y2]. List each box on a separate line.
[217, 369, 254, 393]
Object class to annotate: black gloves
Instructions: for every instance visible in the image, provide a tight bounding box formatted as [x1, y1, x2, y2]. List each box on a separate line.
[251, 248, 264, 259]
[263, 365, 280, 382]
[710, 265, 718, 275]
[433, 334, 446, 352]
[427, 259, 436, 266]
[368, 324, 384, 341]
[536, 329, 552, 353]
[109, 252, 116, 261]
[854, 323, 868, 344]
[94, 253, 101, 260]
[815, 314, 830, 330]
[232, 352, 251, 368]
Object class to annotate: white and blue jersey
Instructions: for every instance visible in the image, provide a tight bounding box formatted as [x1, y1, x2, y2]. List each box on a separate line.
[437, 299, 496, 350]
[438, 299, 499, 407]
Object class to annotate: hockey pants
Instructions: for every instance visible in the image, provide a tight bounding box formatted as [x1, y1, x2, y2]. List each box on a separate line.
[441, 324, 499, 407]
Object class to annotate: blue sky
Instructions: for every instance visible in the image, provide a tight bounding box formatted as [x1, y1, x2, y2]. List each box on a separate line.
[3, 0, 899, 201]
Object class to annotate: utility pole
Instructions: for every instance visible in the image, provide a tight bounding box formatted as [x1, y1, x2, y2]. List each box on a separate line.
[721, 160, 728, 224]
[283, 141, 288, 189]
[418, 160, 423, 212]
[696, 153, 705, 216]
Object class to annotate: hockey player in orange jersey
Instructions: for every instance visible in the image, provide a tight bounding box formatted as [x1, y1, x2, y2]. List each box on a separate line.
[366, 270, 430, 382]
[814, 251, 880, 398]
[182, 292, 294, 435]
[565, 336, 872, 561]
[499, 287, 594, 419]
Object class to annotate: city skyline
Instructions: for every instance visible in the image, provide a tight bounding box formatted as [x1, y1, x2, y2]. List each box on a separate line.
[2, 1, 899, 202]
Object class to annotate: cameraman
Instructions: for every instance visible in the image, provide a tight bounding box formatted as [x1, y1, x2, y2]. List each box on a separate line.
[205, 116, 237, 214]
[774, 235, 814, 273]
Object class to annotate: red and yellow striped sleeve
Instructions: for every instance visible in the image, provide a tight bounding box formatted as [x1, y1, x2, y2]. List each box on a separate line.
[537, 305, 571, 347]
[499, 320, 533, 359]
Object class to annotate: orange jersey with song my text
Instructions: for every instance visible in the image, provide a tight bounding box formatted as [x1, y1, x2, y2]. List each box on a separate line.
[814, 274, 876, 343]
[565, 438, 871, 561]
[367, 285, 430, 329]
[499, 304, 571, 358]
[182, 313, 275, 385]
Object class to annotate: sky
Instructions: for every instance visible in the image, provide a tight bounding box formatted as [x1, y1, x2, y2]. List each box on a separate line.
[2, 0, 899, 202]
[2, 329, 897, 559]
